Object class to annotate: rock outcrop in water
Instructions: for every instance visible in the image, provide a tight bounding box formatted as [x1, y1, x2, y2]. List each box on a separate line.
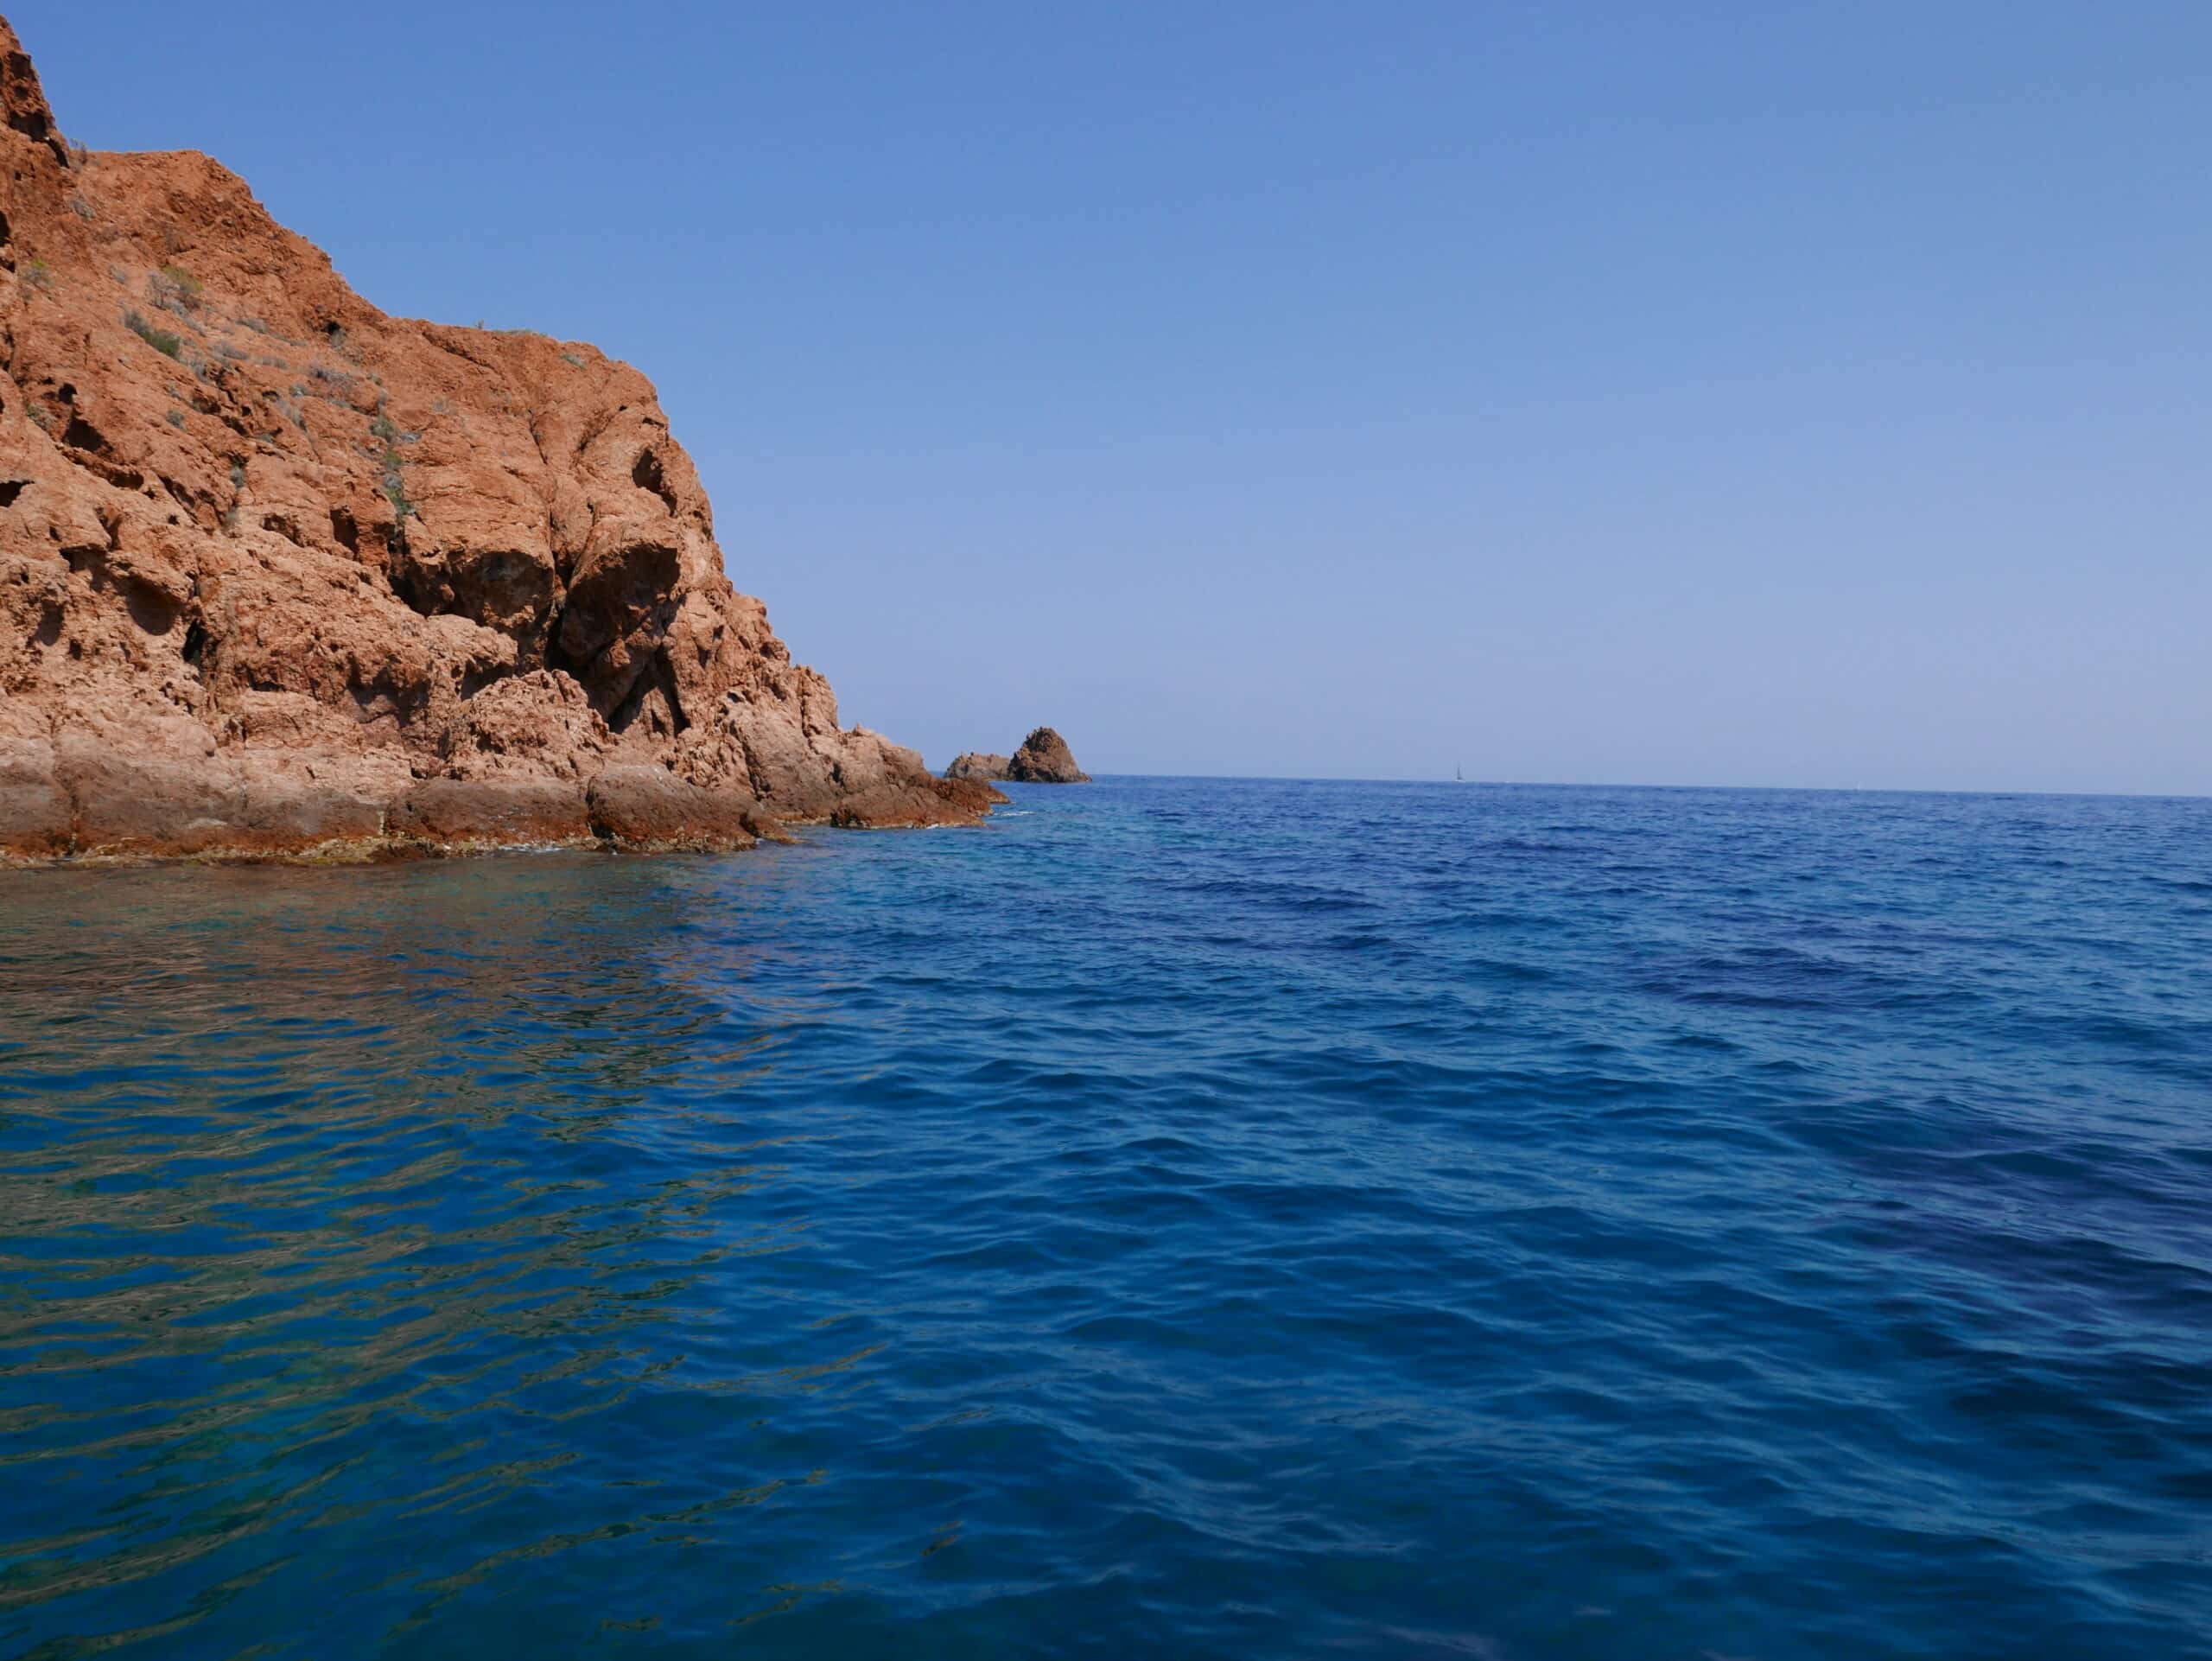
[944, 751, 1012, 782]
[0, 18, 995, 862]
[945, 727, 1090, 785]
[1007, 727, 1090, 783]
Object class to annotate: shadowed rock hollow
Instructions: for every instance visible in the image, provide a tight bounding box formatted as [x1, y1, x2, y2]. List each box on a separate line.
[0, 17, 998, 861]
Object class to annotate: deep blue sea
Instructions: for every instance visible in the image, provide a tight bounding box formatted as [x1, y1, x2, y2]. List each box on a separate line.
[2, 779, 2209, 1660]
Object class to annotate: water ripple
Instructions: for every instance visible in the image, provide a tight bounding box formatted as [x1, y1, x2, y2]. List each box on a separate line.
[1, 781, 2209, 1658]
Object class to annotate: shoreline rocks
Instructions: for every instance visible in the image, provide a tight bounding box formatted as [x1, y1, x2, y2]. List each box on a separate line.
[0, 18, 991, 867]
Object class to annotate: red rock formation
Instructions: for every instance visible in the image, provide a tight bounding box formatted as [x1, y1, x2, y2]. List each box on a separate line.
[945, 728, 1090, 784]
[0, 17, 993, 862]
[1004, 727, 1090, 783]
[944, 751, 1013, 782]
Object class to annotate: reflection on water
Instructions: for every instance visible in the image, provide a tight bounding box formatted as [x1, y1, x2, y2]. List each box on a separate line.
[3, 783, 2210, 1659]
[1, 858, 873, 1655]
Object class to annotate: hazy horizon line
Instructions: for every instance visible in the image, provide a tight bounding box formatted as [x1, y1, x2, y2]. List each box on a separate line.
[1011, 773, 2211, 803]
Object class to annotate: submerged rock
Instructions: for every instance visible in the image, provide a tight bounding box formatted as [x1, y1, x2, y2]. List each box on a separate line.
[0, 19, 986, 863]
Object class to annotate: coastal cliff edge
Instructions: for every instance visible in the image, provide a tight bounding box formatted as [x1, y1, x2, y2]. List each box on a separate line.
[0, 18, 997, 862]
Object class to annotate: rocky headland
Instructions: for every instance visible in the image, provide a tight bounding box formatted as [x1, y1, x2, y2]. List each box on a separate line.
[945, 727, 1090, 785]
[0, 18, 999, 863]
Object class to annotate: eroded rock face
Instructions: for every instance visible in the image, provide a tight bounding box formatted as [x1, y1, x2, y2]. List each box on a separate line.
[0, 17, 983, 861]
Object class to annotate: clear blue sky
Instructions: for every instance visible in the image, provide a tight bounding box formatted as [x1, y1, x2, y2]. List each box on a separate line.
[18, 3, 2209, 792]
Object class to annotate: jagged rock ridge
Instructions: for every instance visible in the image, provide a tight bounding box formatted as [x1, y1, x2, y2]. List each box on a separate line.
[0, 16, 997, 860]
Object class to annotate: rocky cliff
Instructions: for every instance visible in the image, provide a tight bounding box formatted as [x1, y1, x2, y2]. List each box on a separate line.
[0, 18, 995, 862]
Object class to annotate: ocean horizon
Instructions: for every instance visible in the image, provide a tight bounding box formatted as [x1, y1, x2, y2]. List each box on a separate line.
[1009, 773, 2212, 801]
[3, 777, 2206, 1658]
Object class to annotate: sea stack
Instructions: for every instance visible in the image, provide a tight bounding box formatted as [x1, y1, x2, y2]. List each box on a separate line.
[945, 727, 1090, 784]
[0, 18, 993, 862]
[1007, 727, 1090, 782]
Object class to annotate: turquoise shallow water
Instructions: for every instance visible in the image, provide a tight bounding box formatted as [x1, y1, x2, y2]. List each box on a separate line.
[1, 779, 2209, 1659]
